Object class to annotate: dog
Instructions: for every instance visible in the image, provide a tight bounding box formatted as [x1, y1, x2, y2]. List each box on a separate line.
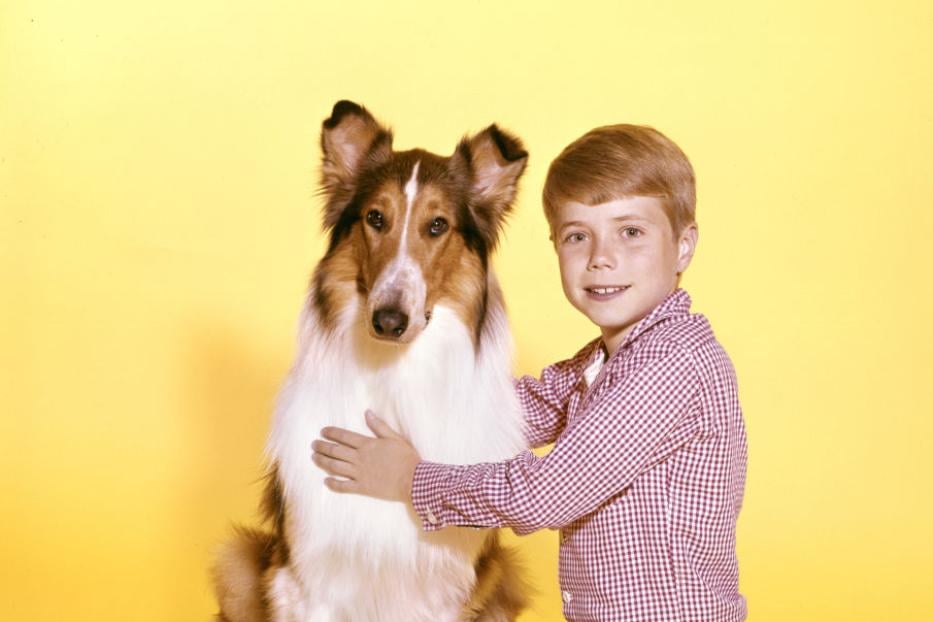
[211, 101, 532, 622]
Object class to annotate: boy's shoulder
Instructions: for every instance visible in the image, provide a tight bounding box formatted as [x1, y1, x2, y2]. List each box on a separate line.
[607, 289, 736, 384]
[632, 289, 730, 357]
[648, 308, 717, 354]
[635, 298, 739, 398]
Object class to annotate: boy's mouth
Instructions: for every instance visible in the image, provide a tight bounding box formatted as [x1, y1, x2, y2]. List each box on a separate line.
[584, 285, 630, 300]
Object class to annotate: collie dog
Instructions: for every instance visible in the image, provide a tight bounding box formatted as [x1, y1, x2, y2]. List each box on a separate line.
[212, 101, 531, 621]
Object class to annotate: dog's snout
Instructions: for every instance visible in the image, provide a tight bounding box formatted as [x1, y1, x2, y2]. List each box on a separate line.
[372, 308, 409, 338]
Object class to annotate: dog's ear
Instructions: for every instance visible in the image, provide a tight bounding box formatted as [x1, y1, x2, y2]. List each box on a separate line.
[319, 100, 393, 229]
[452, 125, 528, 249]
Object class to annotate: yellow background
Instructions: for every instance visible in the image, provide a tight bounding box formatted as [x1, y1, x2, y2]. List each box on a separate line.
[2, 0, 932, 619]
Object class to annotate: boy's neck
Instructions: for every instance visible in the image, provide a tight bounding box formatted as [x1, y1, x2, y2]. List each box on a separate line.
[601, 326, 631, 358]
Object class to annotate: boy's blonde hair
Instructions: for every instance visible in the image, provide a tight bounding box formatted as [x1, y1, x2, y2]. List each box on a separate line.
[542, 124, 696, 238]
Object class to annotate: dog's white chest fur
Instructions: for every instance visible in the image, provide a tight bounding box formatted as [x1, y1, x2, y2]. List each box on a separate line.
[265, 296, 525, 621]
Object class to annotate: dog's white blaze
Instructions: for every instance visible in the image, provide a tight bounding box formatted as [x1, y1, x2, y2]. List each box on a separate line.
[266, 277, 526, 621]
[369, 160, 428, 330]
[378, 160, 420, 284]
[401, 160, 420, 250]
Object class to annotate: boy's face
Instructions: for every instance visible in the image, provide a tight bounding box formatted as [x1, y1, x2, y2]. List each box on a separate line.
[554, 196, 697, 355]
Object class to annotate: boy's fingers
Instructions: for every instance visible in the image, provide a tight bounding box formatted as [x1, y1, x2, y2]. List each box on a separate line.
[320, 426, 369, 448]
[311, 440, 356, 463]
[324, 477, 357, 494]
[312, 453, 356, 478]
[365, 410, 401, 439]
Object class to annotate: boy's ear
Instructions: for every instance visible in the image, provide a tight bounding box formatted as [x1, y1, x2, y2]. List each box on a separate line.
[319, 100, 393, 228]
[676, 223, 699, 274]
[451, 124, 528, 249]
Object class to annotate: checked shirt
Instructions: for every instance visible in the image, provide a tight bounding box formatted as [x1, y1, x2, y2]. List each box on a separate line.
[410, 288, 748, 621]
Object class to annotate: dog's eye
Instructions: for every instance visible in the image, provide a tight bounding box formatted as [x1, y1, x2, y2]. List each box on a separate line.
[366, 210, 384, 231]
[429, 217, 448, 237]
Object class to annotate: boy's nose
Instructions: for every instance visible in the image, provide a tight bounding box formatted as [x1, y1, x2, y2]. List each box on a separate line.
[588, 257, 613, 270]
[588, 241, 615, 270]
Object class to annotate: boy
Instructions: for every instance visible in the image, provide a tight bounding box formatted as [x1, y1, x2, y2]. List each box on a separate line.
[312, 124, 747, 621]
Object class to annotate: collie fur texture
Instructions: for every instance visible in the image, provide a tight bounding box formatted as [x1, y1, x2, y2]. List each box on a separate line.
[212, 101, 532, 621]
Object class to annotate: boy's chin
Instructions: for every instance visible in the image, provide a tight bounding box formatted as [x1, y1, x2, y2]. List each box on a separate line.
[588, 311, 636, 334]
[580, 303, 644, 337]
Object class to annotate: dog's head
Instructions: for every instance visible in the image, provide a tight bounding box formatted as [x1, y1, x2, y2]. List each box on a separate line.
[317, 100, 527, 344]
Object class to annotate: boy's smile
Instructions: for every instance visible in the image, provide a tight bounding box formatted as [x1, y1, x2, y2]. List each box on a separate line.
[555, 196, 697, 356]
[584, 285, 629, 300]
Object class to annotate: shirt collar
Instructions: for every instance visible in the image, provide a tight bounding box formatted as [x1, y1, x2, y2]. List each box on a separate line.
[623, 286, 692, 347]
[600, 287, 693, 355]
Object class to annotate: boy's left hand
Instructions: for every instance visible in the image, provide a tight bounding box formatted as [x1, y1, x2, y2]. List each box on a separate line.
[311, 410, 421, 503]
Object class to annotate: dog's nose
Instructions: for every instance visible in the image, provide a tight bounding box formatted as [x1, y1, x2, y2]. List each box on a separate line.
[372, 308, 409, 338]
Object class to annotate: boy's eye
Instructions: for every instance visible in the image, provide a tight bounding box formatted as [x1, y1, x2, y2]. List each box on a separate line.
[622, 227, 641, 238]
[564, 232, 586, 244]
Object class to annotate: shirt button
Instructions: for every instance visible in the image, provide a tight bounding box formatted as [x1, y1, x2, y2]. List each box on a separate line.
[426, 510, 438, 525]
[562, 590, 573, 603]
[560, 531, 568, 543]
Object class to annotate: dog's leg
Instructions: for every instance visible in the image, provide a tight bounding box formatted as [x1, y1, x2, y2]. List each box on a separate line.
[459, 534, 532, 622]
[212, 527, 281, 622]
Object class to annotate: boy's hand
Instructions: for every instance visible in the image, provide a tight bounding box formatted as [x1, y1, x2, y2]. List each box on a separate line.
[311, 410, 421, 503]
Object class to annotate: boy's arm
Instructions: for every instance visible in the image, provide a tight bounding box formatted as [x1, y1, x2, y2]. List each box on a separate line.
[515, 342, 596, 448]
[411, 343, 700, 535]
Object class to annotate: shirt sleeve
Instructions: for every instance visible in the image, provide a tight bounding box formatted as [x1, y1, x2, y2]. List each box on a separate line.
[410, 343, 700, 534]
[514, 342, 595, 448]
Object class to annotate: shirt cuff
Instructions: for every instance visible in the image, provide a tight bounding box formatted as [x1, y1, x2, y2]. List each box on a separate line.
[410, 460, 464, 531]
